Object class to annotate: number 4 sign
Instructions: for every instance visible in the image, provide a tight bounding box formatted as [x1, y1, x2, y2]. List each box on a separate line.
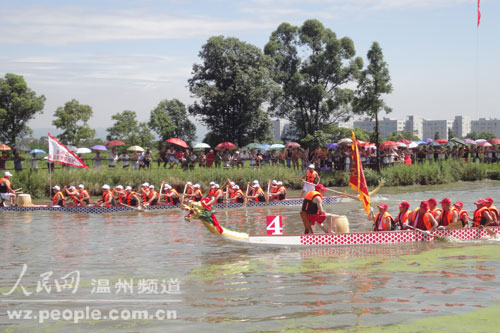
[266, 216, 283, 235]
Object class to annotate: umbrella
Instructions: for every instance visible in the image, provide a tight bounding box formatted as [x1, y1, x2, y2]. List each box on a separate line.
[417, 141, 427, 146]
[91, 145, 107, 151]
[13, 143, 30, 151]
[166, 138, 188, 149]
[436, 139, 448, 144]
[423, 138, 433, 143]
[245, 143, 265, 149]
[127, 146, 145, 152]
[478, 141, 492, 147]
[338, 138, 352, 145]
[326, 143, 339, 149]
[0, 144, 11, 151]
[464, 139, 477, 145]
[475, 139, 487, 143]
[285, 142, 301, 148]
[450, 137, 466, 145]
[76, 147, 92, 154]
[193, 142, 211, 149]
[408, 142, 418, 149]
[261, 144, 271, 151]
[397, 139, 412, 144]
[445, 142, 455, 147]
[29, 149, 46, 155]
[269, 143, 285, 150]
[67, 145, 78, 152]
[489, 138, 500, 145]
[397, 142, 407, 148]
[215, 142, 237, 151]
[429, 141, 441, 147]
[106, 140, 125, 146]
[380, 141, 398, 148]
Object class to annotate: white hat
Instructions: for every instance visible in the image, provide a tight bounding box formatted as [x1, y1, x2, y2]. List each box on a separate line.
[308, 164, 315, 169]
[125, 186, 132, 191]
[252, 184, 260, 188]
[53, 185, 60, 191]
[194, 184, 200, 188]
[233, 185, 240, 190]
[149, 185, 155, 189]
[271, 180, 277, 185]
[4, 171, 13, 177]
[69, 186, 76, 190]
[235, 151, 239, 154]
[165, 184, 172, 190]
[102, 184, 110, 190]
[277, 181, 283, 185]
[214, 184, 220, 188]
[230, 181, 235, 186]
[186, 182, 192, 186]
[78, 184, 84, 189]
[116, 185, 124, 189]
[252, 180, 259, 184]
[142, 182, 149, 187]
[209, 181, 215, 185]
[209, 149, 213, 152]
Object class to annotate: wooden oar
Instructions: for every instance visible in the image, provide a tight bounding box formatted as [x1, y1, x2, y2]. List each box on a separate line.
[122, 203, 143, 211]
[406, 225, 445, 240]
[14, 188, 23, 192]
[243, 183, 249, 207]
[225, 185, 229, 209]
[265, 180, 271, 203]
[302, 180, 357, 199]
[180, 183, 188, 204]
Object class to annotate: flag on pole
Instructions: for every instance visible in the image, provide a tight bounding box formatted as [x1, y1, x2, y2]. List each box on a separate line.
[348, 131, 371, 214]
[477, 0, 481, 27]
[48, 133, 88, 168]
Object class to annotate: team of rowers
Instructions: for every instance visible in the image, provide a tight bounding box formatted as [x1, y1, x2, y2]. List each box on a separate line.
[49, 179, 288, 208]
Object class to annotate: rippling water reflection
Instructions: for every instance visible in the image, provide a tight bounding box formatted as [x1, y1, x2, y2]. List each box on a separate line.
[0, 180, 499, 331]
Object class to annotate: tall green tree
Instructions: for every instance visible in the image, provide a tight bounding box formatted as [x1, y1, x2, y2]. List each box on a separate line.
[0, 73, 45, 144]
[188, 36, 275, 146]
[107, 110, 154, 148]
[149, 99, 196, 143]
[264, 20, 363, 138]
[385, 130, 419, 141]
[353, 42, 393, 171]
[53, 99, 95, 146]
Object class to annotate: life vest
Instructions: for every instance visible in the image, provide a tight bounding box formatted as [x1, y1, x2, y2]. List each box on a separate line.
[52, 191, 65, 206]
[305, 170, 318, 183]
[126, 191, 138, 206]
[0, 177, 10, 193]
[374, 211, 393, 231]
[396, 210, 411, 229]
[254, 187, 265, 202]
[457, 209, 469, 227]
[277, 186, 287, 200]
[488, 205, 499, 220]
[165, 188, 179, 205]
[79, 190, 90, 203]
[102, 191, 115, 208]
[430, 207, 441, 218]
[186, 187, 193, 195]
[233, 189, 244, 203]
[207, 188, 216, 198]
[148, 190, 159, 205]
[214, 189, 223, 203]
[301, 191, 322, 214]
[141, 190, 149, 202]
[473, 206, 490, 227]
[440, 207, 457, 227]
[271, 186, 278, 194]
[193, 189, 203, 201]
[410, 209, 432, 230]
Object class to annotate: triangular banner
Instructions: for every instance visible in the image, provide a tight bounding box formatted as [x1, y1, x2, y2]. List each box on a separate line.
[48, 133, 88, 168]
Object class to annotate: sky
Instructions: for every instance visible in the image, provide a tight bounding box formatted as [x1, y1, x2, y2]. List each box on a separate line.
[1, 0, 498, 139]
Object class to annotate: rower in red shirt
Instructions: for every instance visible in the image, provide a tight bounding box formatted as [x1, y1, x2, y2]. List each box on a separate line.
[453, 201, 470, 227]
[406, 201, 438, 232]
[484, 197, 499, 224]
[438, 198, 459, 228]
[368, 203, 393, 231]
[394, 201, 411, 230]
[428, 198, 442, 221]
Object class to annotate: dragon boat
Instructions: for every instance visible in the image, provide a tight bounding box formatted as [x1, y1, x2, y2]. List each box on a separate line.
[183, 201, 500, 247]
[0, 195, 343, 214]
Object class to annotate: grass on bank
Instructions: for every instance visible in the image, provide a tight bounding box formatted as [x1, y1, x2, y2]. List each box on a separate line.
[6, 159, 500, 199]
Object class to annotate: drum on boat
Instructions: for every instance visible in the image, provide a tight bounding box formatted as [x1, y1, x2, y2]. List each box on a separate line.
[17, 194, 34, 207]
[332, 215, 349, 233]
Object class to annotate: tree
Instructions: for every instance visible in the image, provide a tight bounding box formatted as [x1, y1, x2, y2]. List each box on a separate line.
[189, 36, 276, 146]
[0, 73, 45, 144]
[53, 99, 95, 146]
[385, 130, 419, 142]
[434, 131, 440, 140]
[447, 128, 455, 139]
[478, 132, 495, 140]
[149, 99, 196, 143]
[264, 20, 363, 138]
[353, 42, 393, 171]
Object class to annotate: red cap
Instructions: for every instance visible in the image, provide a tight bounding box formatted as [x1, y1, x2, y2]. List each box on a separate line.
[420, 201, 429, 209]
[439, 198, 451, 205]
[315, 184, 327, 192]
[399, 201, 410, 208]
[377, 203, 388, 210]
[428, 198, 437, 205]
[454, 201, 463, 209]
[484, 197, 494, 204]
[474, 200, 485, 205]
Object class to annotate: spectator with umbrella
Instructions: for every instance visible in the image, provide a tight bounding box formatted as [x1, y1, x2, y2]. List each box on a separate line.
[29, 149, 46, 172]
[91, 145, 107, 168]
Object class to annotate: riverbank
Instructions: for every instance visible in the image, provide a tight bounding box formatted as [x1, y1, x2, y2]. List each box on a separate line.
[6, 159, 500, 198]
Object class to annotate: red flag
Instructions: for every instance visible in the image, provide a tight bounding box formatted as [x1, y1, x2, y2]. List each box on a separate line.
[48, 133, 88, 168]
[477, 0, 481, 27]
[348, 131, 371, 214]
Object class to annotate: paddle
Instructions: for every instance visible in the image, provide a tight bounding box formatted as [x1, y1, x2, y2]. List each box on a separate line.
[180, 183, 188, 204]
[14, 188, 23, 192]
[302, 180, 357, 199]
[122, 203, 143, 211]
[265, 180, 271, 203]
[243, 183, 249, 207]
[225, 185, 229, 209]
[405, 225, 445, 240]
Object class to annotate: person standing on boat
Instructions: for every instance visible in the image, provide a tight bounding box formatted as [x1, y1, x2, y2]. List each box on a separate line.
[368, 203, 393, 231]
[438, 198, 459, 228]
[394, 201, 411, 230]
[0, 171, 16, 206]
[51, 186, 65, 207]
[406, 201, 438, 232]
[453, 202, 470, 227]
[301, 164, 319, 198]
[427, 198, 442, 221]
[471, 200, 495, 227]
[484, 197, 499, 224]
[300, 184, 332, 234]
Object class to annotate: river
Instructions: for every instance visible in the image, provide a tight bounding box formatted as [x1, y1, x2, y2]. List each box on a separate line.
[1, 180, 499, 332]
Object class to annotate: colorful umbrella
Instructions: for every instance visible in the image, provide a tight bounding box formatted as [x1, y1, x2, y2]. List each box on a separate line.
[91, 145, 107, 151]
[67, 145, 78, 152]
[29, 149, 46, 155]
[464, 139, 477, 145]
[408, 142, 418, 148]
[397, 142, 407, 148]
[380, 141, 398, 148]
[245, 143, 264, 149]
[0, 144, 11, 151]
[166, 138, 188, 149]
[106, 140, 125, 146]
[127, 146, 145, 152]
[489, 138, 500, 145]
[76, 147, 92, 154]
[338, 138, 352, 145]
[193, 142, 211, 149]
[326, 143, 339, 149]
[269, 143, 285, 150]
[285, 142, 301, 148]
[475, 139, 487, 143]
[215, 142, 237, 151]
[450, 137, 466, 145]
[423, 138, 433, 143]
[478, 141, 492, 147]
[397, 139, 412, 144]
[436, 139, 448, 144]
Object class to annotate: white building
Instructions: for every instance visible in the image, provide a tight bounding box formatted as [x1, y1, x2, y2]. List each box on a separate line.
[405, 115, 423, 139]
[452, 116, 471, 138]
[272, 119, 289, 141]
[471, 118, 500, 137]
[422, 120, 453, 140]
[353, 117, 405, 139]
